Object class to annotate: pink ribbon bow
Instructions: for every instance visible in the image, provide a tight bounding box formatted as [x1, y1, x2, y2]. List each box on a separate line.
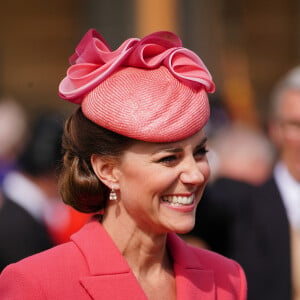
[59, 29, 215, 104]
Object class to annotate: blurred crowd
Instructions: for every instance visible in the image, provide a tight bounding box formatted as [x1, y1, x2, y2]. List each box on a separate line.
[185, 65, 300, 300]
[0, 98, 91, 271]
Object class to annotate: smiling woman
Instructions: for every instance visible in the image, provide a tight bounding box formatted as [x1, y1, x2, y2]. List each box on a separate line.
[0, 29, 247, 300]
[95, 130, 210, 236]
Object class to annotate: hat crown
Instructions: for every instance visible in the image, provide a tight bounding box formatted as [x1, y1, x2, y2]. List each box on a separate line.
[58, 29, 215, 142]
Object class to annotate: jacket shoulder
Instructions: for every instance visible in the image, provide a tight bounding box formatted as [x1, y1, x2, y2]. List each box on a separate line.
[0, 241, 88, 299]
[190, 244, 239, 268]
[0, 240, 86, 280]
[190, 244, 247, 294]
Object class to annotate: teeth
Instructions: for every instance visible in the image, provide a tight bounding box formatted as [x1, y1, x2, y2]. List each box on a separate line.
[162, 195, 194, 206]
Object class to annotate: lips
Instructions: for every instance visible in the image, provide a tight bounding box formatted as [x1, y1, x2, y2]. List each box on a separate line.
[161, 194, 195, 206]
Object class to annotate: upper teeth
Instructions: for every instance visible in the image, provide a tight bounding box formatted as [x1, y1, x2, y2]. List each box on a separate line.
[162, 195, 194, 205]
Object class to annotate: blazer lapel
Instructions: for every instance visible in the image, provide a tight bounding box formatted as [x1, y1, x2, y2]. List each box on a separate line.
[80, 273, 147, 300]
[168, 233, 216, 300]
[71, 217, 216, 300]
[71, 217, 148, 300]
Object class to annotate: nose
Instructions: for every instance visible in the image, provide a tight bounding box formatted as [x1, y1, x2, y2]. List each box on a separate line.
[179, 158, 209, 186]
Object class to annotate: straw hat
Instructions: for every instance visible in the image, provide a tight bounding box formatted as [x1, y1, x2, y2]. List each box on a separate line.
[59, 29, 215, 142]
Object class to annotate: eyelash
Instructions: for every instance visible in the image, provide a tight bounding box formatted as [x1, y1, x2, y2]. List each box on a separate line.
[158, 147, 209, 164]
[158, 155, 177, 164]
[195, 147, 209, 157]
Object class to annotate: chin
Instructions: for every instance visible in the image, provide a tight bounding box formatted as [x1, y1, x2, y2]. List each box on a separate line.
[172, 220, 195, 234]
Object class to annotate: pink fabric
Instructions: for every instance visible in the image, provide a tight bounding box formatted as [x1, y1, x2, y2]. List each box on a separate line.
[0, 217, 247, 299]
[59, 29, 215, 103]
[81, 66, 211, 142]
[58, 29, 215, 142]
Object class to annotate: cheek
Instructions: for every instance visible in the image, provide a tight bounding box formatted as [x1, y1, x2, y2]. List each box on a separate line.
[118, 164, 164, 194]
[201, 160, 211, 183]
[282, 137, 300, 157]
[121, 169, 180, 204]
[286, 136, 300, 146]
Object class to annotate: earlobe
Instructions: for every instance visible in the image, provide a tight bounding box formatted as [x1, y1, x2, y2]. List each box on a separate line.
[91, 154, 120, 189]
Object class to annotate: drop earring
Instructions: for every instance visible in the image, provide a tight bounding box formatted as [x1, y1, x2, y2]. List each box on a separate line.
[109, 185, 117, 201]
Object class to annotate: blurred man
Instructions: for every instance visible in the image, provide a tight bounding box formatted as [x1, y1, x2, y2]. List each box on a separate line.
[266, 66, 300, 300]
[207, 123, 274, 185]
[0, 98, 27, 186]
[0, 113, 62, 271]
[190, 66, 300, 300]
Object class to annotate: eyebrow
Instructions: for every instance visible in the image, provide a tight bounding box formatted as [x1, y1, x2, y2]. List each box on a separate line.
[152, 137, 208, 154]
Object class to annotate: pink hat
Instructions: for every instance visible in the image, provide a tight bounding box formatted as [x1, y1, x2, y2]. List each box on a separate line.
[59, 29, 215, 142]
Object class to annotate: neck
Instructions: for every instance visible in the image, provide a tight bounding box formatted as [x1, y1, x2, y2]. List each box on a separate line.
[101, 210, 172, 278]
[123, 232, 171, 278]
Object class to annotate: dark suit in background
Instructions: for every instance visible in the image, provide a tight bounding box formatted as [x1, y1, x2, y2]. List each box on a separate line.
[190, 64, 300, 300]
[191, 177, 291, 300]
[0, 112, 63, 272]
[0, 195, 54, 272]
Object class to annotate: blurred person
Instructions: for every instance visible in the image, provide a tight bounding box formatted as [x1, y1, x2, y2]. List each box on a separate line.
[189, 65, 300, 300]
[0, 98, 27, 186]
[0, 111, 91, 271]
[208, 123, 275, 185]
[0, 29, 247, 299]
[0, 112, 61, 271]
[266, 65, 300, 300]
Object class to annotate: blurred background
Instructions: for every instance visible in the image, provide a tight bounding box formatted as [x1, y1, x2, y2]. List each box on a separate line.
[1, 2, 299, 293]
[0, 0, 299, 126]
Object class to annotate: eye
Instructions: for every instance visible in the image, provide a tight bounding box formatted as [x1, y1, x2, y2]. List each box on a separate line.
[157, 155, 178, 165]
[194, 146, 209, 158]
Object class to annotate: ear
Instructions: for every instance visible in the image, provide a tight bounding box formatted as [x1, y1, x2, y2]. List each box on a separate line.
[91, 154, 120, 189]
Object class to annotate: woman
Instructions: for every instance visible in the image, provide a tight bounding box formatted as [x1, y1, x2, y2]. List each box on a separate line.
[0, 29, 247, 299]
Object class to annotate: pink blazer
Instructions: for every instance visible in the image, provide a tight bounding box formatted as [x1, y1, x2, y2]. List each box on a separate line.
[0, 217, 247, 299]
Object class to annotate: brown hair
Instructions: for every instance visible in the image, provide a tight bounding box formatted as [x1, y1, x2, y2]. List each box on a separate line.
[59, 108, 135, 213]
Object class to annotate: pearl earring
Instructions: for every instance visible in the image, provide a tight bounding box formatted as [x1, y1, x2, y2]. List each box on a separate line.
[109, 185, 117, 201]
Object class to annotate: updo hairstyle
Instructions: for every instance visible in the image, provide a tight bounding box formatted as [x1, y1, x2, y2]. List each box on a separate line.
[58, 108, 135, 213]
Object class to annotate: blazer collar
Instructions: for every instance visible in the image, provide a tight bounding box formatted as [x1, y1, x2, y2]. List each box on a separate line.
[71, 216, 215, 299]
[167, 233, 215, 299]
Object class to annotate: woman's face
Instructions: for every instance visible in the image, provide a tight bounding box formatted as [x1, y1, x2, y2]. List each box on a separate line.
[113, 129, 210, 235]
